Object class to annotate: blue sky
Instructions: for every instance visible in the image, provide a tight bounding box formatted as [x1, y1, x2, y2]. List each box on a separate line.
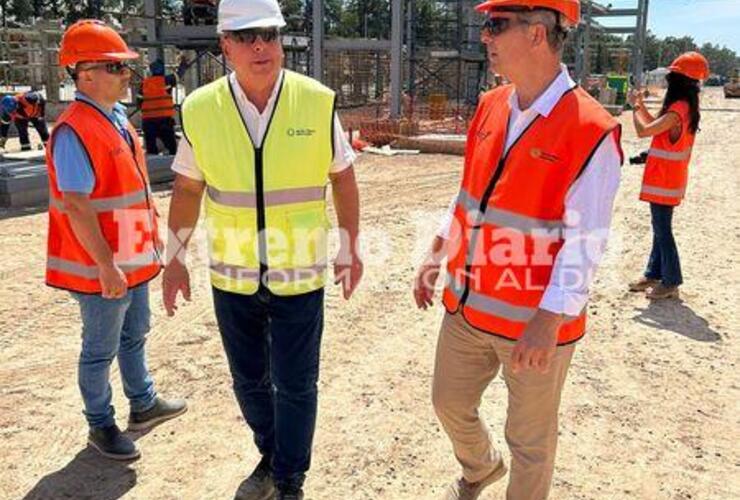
[598, 0, 740, 52]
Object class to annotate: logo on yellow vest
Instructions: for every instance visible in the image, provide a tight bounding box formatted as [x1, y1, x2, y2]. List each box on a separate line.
[287, 127, 316, 137]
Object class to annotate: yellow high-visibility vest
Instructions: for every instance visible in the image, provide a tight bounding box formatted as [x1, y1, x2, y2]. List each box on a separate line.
[182, 70, 335, 295]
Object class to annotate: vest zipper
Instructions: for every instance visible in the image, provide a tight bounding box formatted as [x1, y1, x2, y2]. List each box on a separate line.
[459, 156, 507, 307]
[254, 147, 268, 282]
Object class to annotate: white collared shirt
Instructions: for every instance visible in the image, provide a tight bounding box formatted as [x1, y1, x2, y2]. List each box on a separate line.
[437, 64, 622, 316]
[172, 70, 356, 180]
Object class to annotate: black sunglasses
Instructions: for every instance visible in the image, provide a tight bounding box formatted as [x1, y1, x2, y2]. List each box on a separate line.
[228, 27, 280, 45]
[481, 16, 529, 36]
[78, 61, 132, 75]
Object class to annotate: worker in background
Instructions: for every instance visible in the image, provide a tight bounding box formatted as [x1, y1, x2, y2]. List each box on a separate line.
[0, 91, 50, 151]
[162, 1, 362, 499]
[138, 58, 178, 155]
[627, 52, 709, 300]
[413, 1, 623, 499]
[46, 19, 186, 461]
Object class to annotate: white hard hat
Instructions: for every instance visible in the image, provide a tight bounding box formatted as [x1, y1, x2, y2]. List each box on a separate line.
[217, 0, 287, 33]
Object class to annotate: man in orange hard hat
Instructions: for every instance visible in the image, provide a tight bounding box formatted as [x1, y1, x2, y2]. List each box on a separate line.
[413, 1, 623, 498]
[46, 20, 186, 461]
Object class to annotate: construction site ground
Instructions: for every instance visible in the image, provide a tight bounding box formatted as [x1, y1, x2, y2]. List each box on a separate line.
[0, 87, 738, 499]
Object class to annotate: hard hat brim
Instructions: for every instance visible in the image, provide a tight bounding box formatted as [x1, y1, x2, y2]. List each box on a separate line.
[61, 49, 140, 67]
[217, 18, 287, 34]
[475, 0, 581, 25]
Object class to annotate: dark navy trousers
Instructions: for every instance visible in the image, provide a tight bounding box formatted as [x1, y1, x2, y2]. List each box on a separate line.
[212, 285, 324, 490]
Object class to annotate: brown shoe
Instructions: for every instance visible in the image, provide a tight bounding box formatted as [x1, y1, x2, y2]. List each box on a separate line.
[441, 460, 507, 500]
[629, 277, 660, 292]
[646, 283, 680, 300]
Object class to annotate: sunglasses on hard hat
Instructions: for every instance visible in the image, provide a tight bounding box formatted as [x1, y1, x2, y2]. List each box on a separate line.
[481, 16, 530, 36]
[228, 27, 280, 45]
[78, 61, 132, 75]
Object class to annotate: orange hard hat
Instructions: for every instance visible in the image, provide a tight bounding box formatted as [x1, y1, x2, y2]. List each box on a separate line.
[668, 51, 710, 81]
[476, 0, 580, 25]
[59, 19, 139, 67]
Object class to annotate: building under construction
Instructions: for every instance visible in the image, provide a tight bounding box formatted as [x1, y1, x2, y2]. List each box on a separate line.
[0, 0, 651, 206]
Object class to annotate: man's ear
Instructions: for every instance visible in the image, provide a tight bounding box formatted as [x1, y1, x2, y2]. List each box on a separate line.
[530, 23, 547, 48]
[220, 36, 231, 62]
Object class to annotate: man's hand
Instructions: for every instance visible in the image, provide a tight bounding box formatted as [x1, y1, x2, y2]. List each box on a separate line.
[163, 259, 191, 316]
[334, 247, 363, 300]
[413, 235, 447, 310]
[511, 309, 563, 374]
[99, 262, 128, 299]
[413, 261, 441, 309]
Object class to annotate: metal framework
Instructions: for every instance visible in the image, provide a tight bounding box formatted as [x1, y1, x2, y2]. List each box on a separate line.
[575, 0, 651, 84]
[0, 1, 649, 112]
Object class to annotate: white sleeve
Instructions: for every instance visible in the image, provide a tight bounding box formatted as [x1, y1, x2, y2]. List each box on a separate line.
[330, 113, 357, 174]
[539, 133, 622, 316]
[171, 136, 204, 182]
[436, 193, 458, 239]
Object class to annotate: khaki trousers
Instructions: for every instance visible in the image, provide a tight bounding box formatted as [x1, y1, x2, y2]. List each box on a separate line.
[432, 312, 575, 500]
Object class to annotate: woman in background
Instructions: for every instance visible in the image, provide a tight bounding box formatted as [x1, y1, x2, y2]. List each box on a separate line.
[628, 51, 709, 300]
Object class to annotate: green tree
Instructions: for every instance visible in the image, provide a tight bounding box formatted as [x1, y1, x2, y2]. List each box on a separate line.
[700, 42, 739, 78]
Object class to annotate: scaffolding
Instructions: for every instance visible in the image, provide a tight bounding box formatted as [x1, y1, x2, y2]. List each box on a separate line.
[0, 1, 651, 128]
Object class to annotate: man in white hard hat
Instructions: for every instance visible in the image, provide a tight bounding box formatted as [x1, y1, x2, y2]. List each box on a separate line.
[163, 1, 362, 499]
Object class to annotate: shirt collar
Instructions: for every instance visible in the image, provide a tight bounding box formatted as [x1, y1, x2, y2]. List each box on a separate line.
[508, 64, 576, 118]
[229, 69, 284, 115]
[74, 91, 127, 125]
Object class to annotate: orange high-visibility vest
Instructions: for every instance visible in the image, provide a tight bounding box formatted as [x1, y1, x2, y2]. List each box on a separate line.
[640, 101, 695, 206]
[9, 92, 44, 120]
[140, 76, 176, 119]
[442, 85, 622, 345]
[45, 100, 162, 294]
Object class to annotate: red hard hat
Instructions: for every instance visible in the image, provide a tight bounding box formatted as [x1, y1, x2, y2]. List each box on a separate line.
[59, 19, 139, 67]
[475, 0, 580, 25]
[668, 51, 710, 81]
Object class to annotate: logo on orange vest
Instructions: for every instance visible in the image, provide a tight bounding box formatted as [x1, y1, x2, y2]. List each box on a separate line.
[287, 127, 316, 137]
[476, 130, 491, 142]
[530, 148, 560, 163]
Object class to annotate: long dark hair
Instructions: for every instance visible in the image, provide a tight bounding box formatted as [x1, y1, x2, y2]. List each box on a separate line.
[661, 72, 701, 134]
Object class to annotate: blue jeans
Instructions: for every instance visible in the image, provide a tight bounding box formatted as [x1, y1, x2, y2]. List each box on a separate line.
[71, 283, 157, 429]
[645, 203, 683, 287]
[212, 285, 324, 491]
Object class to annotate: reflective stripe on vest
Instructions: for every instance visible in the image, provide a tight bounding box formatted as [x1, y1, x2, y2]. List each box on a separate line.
[48, 189, 147, 212]
[456, 188, 565, 233]
[207, 185, 326, 208]
[47, 254, 159, 279]
[182, 70, 334, 296]
[210, 261, 327, 282]
[640, 184, 686, 198]
[648, 147, 692, 161]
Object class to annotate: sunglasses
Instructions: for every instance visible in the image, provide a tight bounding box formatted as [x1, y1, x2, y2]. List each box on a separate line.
[481, 16, 529, 36]
[228, 27, 280, 45]
[78, 61, 132, 75]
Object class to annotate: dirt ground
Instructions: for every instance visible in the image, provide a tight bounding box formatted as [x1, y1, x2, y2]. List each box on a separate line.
[0, 87, 738, 500]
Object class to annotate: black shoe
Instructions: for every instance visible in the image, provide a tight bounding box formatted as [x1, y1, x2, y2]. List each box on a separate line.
[88, 424, 140, 461]
[235, 456, 275, 500]
[128, 396, 187, 432]
[276, 489, 303, 500]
